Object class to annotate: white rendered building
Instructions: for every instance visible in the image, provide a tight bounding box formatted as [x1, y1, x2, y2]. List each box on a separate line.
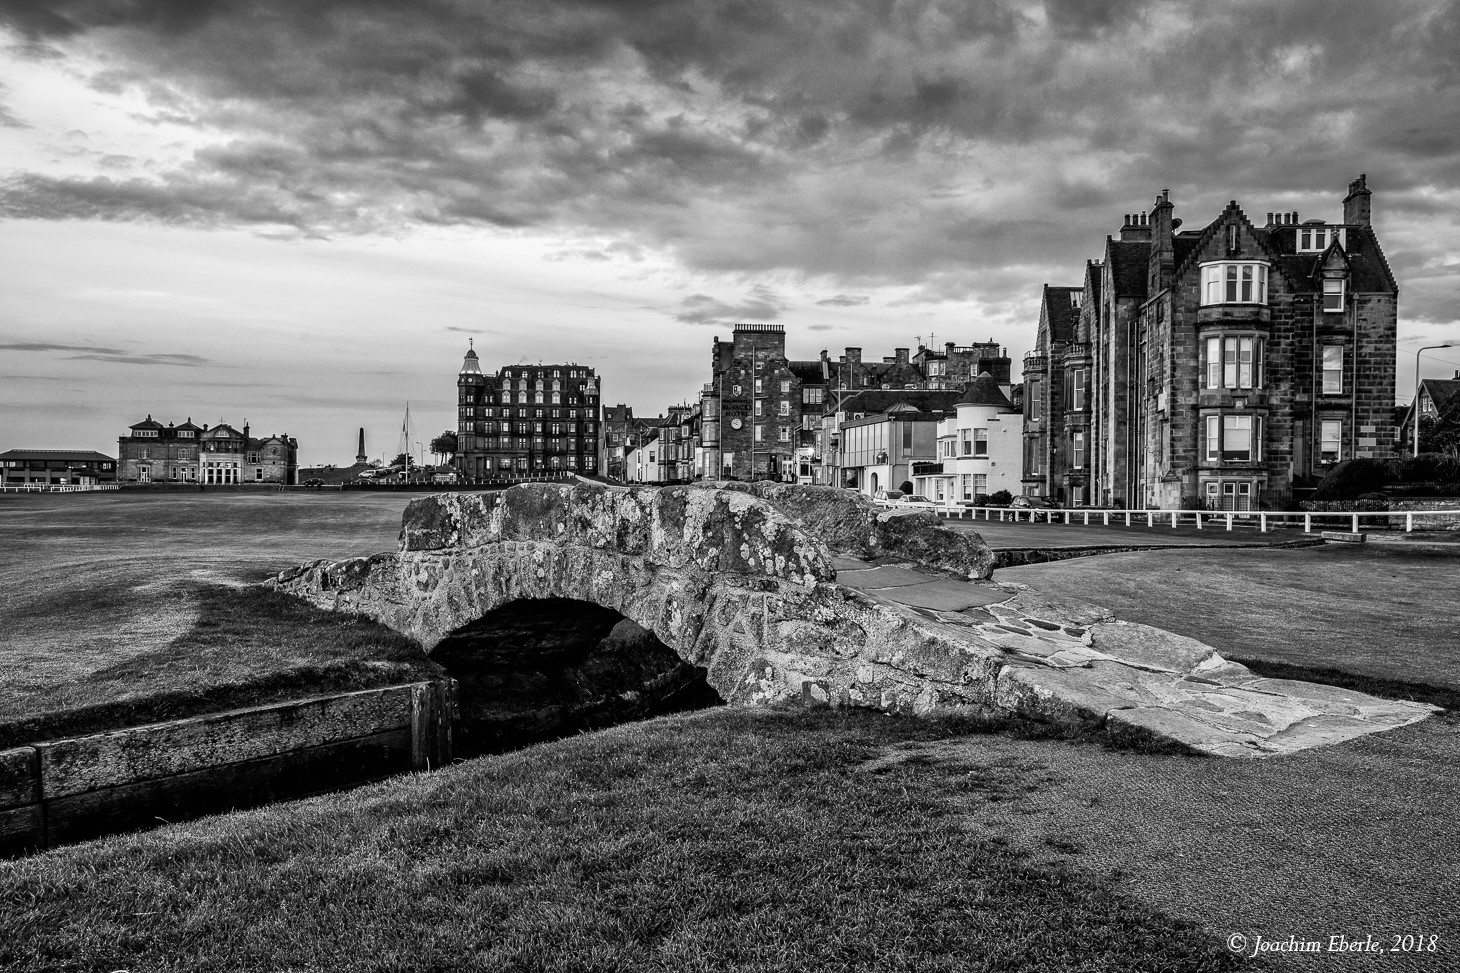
[914, 373, 1022, 504]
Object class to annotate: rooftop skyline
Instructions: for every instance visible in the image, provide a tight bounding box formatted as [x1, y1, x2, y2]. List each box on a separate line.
[4, 0, 1460, 465]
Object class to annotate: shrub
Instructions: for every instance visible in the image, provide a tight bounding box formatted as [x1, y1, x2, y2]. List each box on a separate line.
[1313, 458, 1391, 501]
[988, 489, 1014, 506]
[898, 480, 914, 494]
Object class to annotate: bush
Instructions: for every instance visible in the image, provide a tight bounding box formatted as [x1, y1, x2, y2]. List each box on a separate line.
[1313, 458, 1391, 501]
[898, 480, 914, 494]
[988, 489, 1014, 506]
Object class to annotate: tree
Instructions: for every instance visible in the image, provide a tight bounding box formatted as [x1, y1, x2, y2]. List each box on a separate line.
[430, 430, 458, 465]
[391, 452, 414, 470]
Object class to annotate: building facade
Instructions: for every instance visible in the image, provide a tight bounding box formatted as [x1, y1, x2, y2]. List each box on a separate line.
[1025, 174, 1399, 510]
[0, 450, 117, 486]
[913, 374, 1022, 504]
[699, 324, 825, 481]
[454, 346, 601, 480]
[117, 417, 298, 484]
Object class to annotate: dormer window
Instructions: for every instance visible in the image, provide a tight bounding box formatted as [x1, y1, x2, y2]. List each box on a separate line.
[1297, 226, 1346, 253]
[1322, 278, 1346, 313]
[1200, 262, 1268, 305]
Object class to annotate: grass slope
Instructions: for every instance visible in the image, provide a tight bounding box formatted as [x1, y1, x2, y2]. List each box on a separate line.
[0, 584, 440, 748]
[0, 708, 1254, 973]
[0, 492, 420, 743]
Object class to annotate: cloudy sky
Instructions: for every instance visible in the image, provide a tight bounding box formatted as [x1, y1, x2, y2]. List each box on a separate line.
[4, 0, 1460, 465]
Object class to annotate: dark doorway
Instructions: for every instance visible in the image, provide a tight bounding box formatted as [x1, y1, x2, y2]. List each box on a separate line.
[432, 598, 723, 757]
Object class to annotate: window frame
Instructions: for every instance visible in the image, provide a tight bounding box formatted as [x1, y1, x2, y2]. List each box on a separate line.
[1200, 261, 1269, 306]
[1322, 278, 1346, 313]
[1321, 345, 1344, 394]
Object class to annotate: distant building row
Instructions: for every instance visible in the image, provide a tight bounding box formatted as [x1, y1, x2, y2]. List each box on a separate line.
[602, 322, 1021, 502]
[118, 417, 299, 485]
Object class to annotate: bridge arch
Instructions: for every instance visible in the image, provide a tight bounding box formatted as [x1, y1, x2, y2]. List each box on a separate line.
[274, 482, 1001, 715]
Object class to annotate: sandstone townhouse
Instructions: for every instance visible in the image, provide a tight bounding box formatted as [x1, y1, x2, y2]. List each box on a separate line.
[1024, 174, 1397, 510]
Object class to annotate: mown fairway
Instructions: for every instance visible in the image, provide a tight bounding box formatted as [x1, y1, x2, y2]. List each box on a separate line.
[0, 491, 420, 740]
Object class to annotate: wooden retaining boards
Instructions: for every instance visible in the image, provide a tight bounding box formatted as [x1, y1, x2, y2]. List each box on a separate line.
[0, 678, 455, 856]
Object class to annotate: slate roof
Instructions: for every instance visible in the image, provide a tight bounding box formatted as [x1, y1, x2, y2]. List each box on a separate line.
[788, 360, 827, 385]
[1263, 225, 1398, 294]
[837, 389, 963, 417]
[0, 449, 116, 462]
[955, 373, 1013, 409]
[1041, 286, 1082, 343]
[1424, 377, 1460, 416]
[1106, 240, 1150, 299]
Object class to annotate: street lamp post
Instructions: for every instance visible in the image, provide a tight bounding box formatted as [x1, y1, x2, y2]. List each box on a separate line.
[1414, 344, 1457, 457]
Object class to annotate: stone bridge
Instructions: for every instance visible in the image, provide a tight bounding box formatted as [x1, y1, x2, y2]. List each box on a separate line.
[272, 481, 1435, 757]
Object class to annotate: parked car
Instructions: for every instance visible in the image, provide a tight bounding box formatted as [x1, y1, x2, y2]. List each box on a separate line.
[303, 477, 324, 487]
[871, 489, 905, 507]
[1011, 495, 1062, 520]
[895, 494, 937, 509]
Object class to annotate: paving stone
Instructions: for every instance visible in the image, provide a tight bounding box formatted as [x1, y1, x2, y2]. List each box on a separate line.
[835, 565, 937, 590]
[876, 580, 1011, 612]
[1088, 620, 1222, 673]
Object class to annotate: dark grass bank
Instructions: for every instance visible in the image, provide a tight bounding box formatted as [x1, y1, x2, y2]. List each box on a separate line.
[0, 707, 1256, 973]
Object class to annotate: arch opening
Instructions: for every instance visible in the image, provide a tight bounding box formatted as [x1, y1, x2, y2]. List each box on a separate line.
[432, 598, 723, 757]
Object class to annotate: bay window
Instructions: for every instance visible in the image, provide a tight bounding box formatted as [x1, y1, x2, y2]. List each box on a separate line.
[1203, 335, 1265, 389]
[1071, 431, 1086, 469]
[973, 428, 988, 457]
[1201, 262, 1268, 305]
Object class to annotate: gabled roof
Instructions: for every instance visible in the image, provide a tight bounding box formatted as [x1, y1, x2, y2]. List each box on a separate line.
[1105, 239, 1150, 299]
[1039, 285, 1082, 344]
[1424, 377, 1460, 416]
[129, 415, 163, 430]
[956, 372, 1014, 409]
[1264, 224, 1398, 294]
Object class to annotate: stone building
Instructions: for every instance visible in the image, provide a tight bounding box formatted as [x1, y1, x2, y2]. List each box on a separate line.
[117, 416, 298, 485]
[599, 404, 652, 480]
[699, 324, 826, 481]
[1024, 174, 1398, 510]
[454, 346, 601, 481]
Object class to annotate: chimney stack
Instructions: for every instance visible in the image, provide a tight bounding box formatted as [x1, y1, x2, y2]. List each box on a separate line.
[1149, 190, 1175, 293]
[1120, 210, 1152, 242]
[1343, 172, 1372, 226]
[895, 347, 909, 365]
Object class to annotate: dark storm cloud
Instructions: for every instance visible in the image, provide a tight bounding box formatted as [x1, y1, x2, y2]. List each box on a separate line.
[673, 287, 782, 326]
[0, 341, 210, 365]
[3, 0, 1460, 299]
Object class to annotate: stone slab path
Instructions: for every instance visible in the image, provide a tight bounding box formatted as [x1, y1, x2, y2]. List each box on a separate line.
[834, 555, 1437, 758]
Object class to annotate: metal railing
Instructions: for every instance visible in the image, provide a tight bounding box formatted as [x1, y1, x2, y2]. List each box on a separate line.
[933, 504, 1459, 534]
[0, 483, 120, 493]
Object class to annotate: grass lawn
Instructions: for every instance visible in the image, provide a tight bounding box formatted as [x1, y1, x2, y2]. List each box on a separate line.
[0, 707, 1255, 973]
[0, 491, 422, 744]
[997, 545, 1460, 693]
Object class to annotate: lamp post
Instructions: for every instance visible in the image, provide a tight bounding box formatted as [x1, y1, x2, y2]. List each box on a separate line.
[1414, 344, 1457, 457]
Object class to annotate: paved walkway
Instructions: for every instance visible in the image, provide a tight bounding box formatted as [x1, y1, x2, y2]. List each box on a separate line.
[831, 553, 1436, 758]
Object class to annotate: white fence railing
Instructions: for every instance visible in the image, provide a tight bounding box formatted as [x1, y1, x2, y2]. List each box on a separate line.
[934, 504, 1458, 534]
[0, 483, 120, 494]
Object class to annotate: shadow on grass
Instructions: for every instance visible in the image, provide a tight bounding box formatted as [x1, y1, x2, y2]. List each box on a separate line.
[1230, 657, 1459, 713]
[0, 584, 441, 749]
